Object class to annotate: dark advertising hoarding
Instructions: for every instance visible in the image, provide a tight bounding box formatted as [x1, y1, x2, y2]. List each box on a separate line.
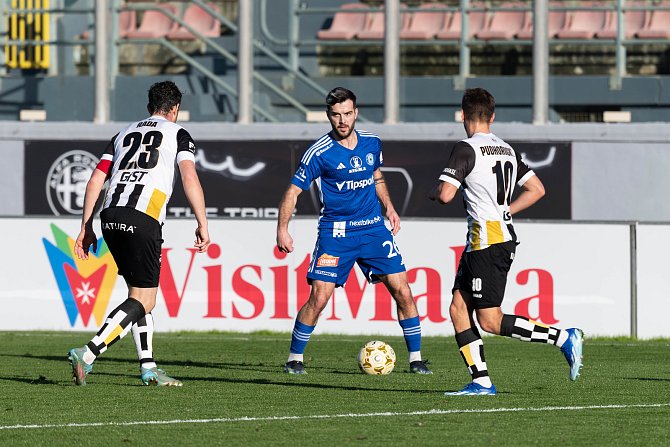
[26, 139, 570, 219]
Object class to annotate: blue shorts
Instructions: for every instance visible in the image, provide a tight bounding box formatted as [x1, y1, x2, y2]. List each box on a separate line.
[307, 225, 406, 287]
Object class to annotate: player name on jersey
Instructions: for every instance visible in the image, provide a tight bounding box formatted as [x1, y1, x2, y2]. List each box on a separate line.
[480, 146, 513, 156]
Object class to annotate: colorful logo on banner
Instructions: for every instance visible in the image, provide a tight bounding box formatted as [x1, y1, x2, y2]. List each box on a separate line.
[42, 224, 118, 327]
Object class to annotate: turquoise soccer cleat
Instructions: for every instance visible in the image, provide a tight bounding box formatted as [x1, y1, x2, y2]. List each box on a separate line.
[141, 367, 183, 386]
[67, 347, 93, 386]
[445, 382, 497, 396]
[561, 328, 584, 381]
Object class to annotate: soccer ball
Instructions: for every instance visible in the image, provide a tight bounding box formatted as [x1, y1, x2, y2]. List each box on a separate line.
[358, 340, 396, 375]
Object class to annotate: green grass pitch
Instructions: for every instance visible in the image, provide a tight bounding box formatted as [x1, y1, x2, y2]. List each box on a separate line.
[0, 331, 669, 446]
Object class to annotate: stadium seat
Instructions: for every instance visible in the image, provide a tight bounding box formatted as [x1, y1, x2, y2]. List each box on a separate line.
[356, 3, 410, 40]
[595, 4, 649, 39]
[635, 5, 670, 39]
[400, 3, 448, 40]
[317, 3, 369, 40]
[555, 4, 609, 39]
[435, 5, 487, 40]
[167, 3, 221, 40]
[118, 9, 137, 38]
[515, 7, 567, 39]
[124, 3, 179, 39]
[476, 2, 529, 41]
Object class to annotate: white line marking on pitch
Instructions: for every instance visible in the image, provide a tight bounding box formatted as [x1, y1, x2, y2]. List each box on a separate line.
[1, 403, 670, 431]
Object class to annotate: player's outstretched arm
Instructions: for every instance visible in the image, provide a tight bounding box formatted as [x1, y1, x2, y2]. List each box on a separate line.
[373, 169, 401, 235]
[74, 168, 107, 260]
[179, 159, 210, 253]
[510, 174, 545, 216]
[277, 184, 302, 253]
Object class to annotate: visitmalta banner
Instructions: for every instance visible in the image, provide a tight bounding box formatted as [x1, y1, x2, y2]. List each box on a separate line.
[0, 217, 642, 337]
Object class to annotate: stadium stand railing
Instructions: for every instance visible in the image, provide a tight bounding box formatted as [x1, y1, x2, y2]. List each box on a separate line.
[310, 1, 670, 43]
[4, 0, 670, 122]
[298, 1, 670, 84]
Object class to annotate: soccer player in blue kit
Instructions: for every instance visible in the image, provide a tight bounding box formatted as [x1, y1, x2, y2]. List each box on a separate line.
[276, 87, 431, 375]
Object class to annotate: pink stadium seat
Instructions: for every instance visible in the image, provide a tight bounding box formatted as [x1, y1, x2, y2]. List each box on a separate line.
[356, 4, 410, 40]
[125, 3, 179, 39]
[400, 3, 448, 40]
[167, 3, 221, 40]
[515, 8, 567, 39]
[595, 5, 649, 39]
[317, 3, 369, 40]
[555, 5, 609, 39]
[476, 3, 529, 41]
[118, 9, 137, 38]
[636, 6, 670, 39]
[435, 5, 487, 40]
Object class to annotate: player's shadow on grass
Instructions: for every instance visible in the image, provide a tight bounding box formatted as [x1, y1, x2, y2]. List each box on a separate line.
[626, 377, 670, 382]
[0, 353, 443, 391]
[0, 353, 282, 373]
[179, 375, 441, 393]
[0, 375, 58, 385]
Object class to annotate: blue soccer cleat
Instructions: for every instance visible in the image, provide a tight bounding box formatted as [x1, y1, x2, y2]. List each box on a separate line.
[141, 367, 183, 386]
[445, 382, 497, 396]
[561, 328, 584, 381]
[284, 360, 306, 374]
[67, 347, 93, 386]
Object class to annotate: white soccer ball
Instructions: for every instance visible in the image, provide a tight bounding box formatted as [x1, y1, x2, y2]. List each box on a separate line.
[358, 340, 396, 375]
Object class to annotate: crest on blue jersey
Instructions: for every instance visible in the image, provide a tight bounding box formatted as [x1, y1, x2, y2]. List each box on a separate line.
[366, 153, 374, 166]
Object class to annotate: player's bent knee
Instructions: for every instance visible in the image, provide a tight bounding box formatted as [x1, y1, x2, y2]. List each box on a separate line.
[477, 316, 502, 335]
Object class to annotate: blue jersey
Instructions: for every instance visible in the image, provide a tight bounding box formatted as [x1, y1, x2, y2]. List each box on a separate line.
[292, 129, 385, 237]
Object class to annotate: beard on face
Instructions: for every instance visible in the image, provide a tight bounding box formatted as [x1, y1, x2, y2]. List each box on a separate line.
[331, 122, 355, 139]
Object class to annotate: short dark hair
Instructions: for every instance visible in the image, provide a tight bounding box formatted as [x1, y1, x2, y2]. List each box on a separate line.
[462, 87, 495, 123]
[326, 87, 357, 110]
[147, 81, 182, 115]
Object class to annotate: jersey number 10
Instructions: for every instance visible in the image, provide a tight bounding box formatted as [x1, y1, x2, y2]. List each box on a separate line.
[492, 160, 514, 206]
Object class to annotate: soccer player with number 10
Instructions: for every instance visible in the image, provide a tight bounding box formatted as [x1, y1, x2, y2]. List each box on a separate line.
[430, 87, 583, 396]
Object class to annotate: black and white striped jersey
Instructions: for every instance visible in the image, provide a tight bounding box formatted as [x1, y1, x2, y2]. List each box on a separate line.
[95, 115, 196, 224]
[439, 132, 535, 251]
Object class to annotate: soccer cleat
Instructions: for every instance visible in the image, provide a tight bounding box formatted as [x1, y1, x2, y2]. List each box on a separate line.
[445, 382, 497, 396]
[284, 360, 306, 374]
[141, 367, 183, 387]
[561, 328, 584, 381]
[67, 347, 93, 386]
[409, 360, 433, 374]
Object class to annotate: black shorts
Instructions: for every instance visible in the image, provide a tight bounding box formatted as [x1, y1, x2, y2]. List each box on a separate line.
[100, 207, 163, 288]
[453, 241, 516, 309]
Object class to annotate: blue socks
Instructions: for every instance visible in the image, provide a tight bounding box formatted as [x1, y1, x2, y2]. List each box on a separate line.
[289, 320, 315, 355]
[399, 316, 422, 354]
